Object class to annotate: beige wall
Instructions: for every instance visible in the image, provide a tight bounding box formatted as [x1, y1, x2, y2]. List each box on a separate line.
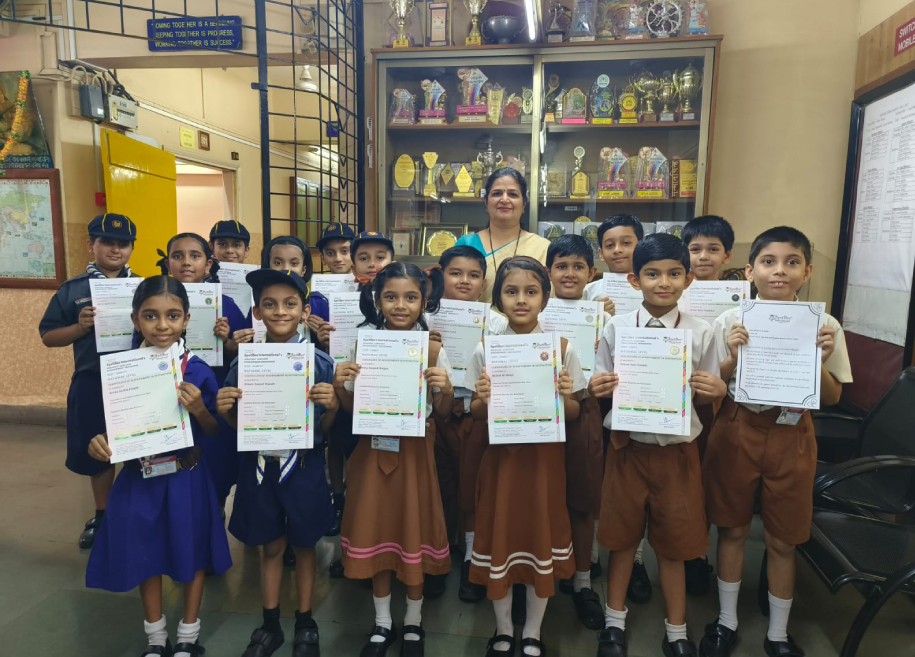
[176, 173, 228, 236]
[859, 0, 914, 34]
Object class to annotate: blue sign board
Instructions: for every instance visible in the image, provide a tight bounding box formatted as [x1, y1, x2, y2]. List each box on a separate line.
[147, 16, 243, 52]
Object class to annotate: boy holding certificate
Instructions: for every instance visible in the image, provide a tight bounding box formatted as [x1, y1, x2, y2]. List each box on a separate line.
[589, 234, 726, 657]
[700, 227, 852, 657]
[39, 213, 139, 550]
[584, 214, 645, 315]
[217, 269, 339, 657]
[317, 222, 356, 273]
[209, 219, 251, 264]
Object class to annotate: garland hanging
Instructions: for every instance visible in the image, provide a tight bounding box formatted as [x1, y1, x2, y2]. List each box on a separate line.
[0, 71, 31, 164]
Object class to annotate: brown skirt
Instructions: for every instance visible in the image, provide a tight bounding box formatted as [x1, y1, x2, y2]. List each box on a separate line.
[469, 442, 574, 600]
[341, 420, 451, 585]
[565, 396, 604, 515]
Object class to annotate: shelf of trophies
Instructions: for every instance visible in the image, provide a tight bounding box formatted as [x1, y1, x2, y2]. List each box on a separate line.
[544, 121, 700, 132]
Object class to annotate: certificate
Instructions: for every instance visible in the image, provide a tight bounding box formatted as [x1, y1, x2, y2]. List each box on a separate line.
[218, 262, 258, 317]
[100, 343, 194, 463]
[236, 343, 315, 451]
[539, 299, 603, 381]
[735, 300, 824, 408]
[311, 273, 358, 296]
[353, 330, 429, 437]
[611, 327, 693, 435]
[90, 278, 142, 353]
[427, 299, 486, 387]
[485, 332, 566, 445]
[183, 283, 223, 367]
[602, 273, 643, 316]
[328, 292, 363, 362]
[679, 280, 751, 323]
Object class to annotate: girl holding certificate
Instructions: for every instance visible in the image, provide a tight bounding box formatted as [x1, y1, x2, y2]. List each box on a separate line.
[85, 276, 231, 657]
[465, 257, 587, 657]
[333, 262, 455, 657]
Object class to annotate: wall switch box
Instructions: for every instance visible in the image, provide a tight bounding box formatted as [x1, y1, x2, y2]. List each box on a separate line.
[79, 84, 105, 121]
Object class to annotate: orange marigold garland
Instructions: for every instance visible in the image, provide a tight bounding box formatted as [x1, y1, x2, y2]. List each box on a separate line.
[0, 71, 31, 165]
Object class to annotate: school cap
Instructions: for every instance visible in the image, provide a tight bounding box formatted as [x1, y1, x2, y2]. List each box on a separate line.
[246, 268, 309, 301]
[209, 220, 251, 245]
[87, 213, 137, 242]
[316, 222, 356, 250]
[350, 230, 394, 255]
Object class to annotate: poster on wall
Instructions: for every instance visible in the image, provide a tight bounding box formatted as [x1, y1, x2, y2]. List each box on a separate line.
[0, 71, 53, 170]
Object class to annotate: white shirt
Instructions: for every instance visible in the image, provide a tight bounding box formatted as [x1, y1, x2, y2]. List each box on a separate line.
[595, 305, 720, 446]
[712, 306, 854, 414]
[584, 280, 605, 301]
[486, 308, 509, 336]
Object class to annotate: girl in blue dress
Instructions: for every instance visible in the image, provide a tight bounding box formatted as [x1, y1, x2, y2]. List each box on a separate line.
[85, 275, 232, 657]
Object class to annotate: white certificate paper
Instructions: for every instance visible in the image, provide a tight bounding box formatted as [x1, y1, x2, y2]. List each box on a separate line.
[539, 299, 604, 381]
[311, 274, 358, 296]
[237, 343, 316, 451]
[90, 278, 142, 353]
[485, 333, 566, 445]
[735, 300, 824, 408]
[353, 330, 429, 437]
[184, 283, 223, 367]
[602, 273, 643, 316]
[611, 327, 693, 435]
[100, 343, 194, 463]
[328, 292, 363, 362]
[218, 262, 258, 317]
[679, 281, 751, 323]
[428, 299, 487, 387]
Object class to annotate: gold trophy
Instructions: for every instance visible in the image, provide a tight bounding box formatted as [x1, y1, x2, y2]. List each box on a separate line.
[422, 152, 439, 196]
[570, 146, 590, 199]
[463, 0, 489, 45]
[390, 0, 416, 48]
[657, 75, 679, 123]
[673, 62, 703, 121]
[631, 71, 660, 123]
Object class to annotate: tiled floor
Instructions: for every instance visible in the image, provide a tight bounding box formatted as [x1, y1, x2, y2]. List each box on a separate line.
[1, 422, 913, 656]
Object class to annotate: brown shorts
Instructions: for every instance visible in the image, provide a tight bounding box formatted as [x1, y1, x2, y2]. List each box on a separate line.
[565, 396, 604, 515]
[703, 398, 816, 545]
[435, 413, 488, 515]
[598, 434, 708, 561]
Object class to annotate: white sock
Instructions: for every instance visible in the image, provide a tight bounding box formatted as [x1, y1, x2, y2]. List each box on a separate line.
[174, 619, 201, 656]
[492, 595, 513, 650]
[403, 596, 423, 641]
[604, 605, 627, 631]
[665, 619, 688, 643]
[521, 585, 548, 656]
[465, 532, 474, 562]
[590, 520, 600, 563]
[634, 537, 645, 564]
[144, 615, 168, 648]
[573, 570, 591, 593]
[371, 594, 392, 642]
[767, 592, 793, 643]
[717, 578, 741, 631]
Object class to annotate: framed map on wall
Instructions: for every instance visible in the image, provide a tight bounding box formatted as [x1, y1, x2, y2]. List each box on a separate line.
[0, 169, 65, 289]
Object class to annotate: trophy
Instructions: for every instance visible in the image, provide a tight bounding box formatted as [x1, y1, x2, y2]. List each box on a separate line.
[570, 146, 590, 199]
[463, 0, 488, 45]
[562, 87, 587, 124]
[453, 163, 476, 197]
[631, 71, 660, 122]
[589, 74, 615, 124]
[635, 146, 669, 198]
[422, 152, 440, 196]
[393, 153, 419, 196]
[597, 147, 631, 198]
[419, 79, 448, 125]
[476, 138, 503, 178]
[502, 94, 522, 124]
[617, 84, 639, 124]
[545, 0, 571, 42]
[544, 74, 561, 122]
[439, 163, 457, 193]
[521, 87, 534, 123]
[673, 62, 703, 121]
[456, 68, 488, 123]
[505, 150, 528, 177]
[487, 84, 505, 125]
[390, 0, 416, 47]
[389, 88, 416, 125]
[570, 0, 597, 41]
[657, 74, 678, 122]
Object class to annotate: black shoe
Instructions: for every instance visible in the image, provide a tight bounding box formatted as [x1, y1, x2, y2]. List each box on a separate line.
[590, 559, 602, 579]
[511, 583, 526, 626]
[283, 543, 296, 568]
[79, 517, 100, 549]
[685, 558, 713, 596]
[699, 623, 737, 657]
[626, 561, 652, 604]
[485, 634, 515, 657]
[597, 627, 627, 657]
[324, 495, 344, 537]
[242, 628, 285, 657]
[423, 573, 447, 599]
[572, 588, 604, 630]
[519, 637, 545, 657]
[400, 625, 425, 657]
[558, 578, 573, 595]
[763, 635, 805, 657]
[329, 559, 344, 578]
[662, 637, 697, 657]
[293, 626, 320, 657]
[174, 640, 205, 656]
[142, 640, 173, 657]
[458, 560, 486, 603]
[360, 626, 397, 657]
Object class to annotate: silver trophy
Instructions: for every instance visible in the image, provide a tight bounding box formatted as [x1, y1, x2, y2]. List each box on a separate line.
[476, 139, 503, 179]
[390, 0, 416, 44]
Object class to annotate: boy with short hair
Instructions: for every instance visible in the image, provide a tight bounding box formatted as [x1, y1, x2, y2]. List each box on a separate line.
[589, 233, 726, 657]
[39, 213, 139, 549]
[699, 227, 852, 657]
[209, 219, 251, 263]
[681, 215, 734, 281]
[316, 222, 356, 274]
[584, 214, 645, 316]
[217, 268, 339, 657]
[351, 231, 394, 282]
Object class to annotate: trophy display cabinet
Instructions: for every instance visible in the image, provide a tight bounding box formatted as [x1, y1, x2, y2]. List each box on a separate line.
[372, 36, 722, 262]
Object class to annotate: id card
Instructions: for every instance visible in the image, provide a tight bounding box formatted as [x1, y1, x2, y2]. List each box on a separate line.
[371, 436, 400, 452]
[142, 455, 178, 478]
[776, 407, 806, 426]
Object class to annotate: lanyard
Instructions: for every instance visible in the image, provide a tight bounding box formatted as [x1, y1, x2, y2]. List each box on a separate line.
[636, 310, 681, 328]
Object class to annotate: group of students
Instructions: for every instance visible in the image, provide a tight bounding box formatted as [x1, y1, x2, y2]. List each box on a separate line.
[39, 177, 852, 657]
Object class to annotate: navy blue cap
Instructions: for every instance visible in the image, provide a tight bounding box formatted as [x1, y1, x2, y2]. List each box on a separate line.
[316, 222, 356, 250]
[87, 213, 137, 242]
[350, 230, 394, 257]
[209, 220, 251, 245]
[246, 268, 310, 302]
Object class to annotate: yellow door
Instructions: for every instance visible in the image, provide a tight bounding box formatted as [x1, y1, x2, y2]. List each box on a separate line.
[100, 128, 177, 276]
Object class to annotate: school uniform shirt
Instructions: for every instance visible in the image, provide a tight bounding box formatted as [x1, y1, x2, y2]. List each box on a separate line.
[711, 306, 853, 414]
[452, 310, 510, 414]
[595, 305, 720, 446]
[584, 279, 605, 302]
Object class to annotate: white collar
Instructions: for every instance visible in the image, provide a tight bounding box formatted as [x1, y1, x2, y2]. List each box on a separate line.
[639, 303, 680, 327]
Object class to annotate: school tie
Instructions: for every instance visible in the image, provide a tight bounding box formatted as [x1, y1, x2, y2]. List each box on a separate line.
[645, 317, 665, 328]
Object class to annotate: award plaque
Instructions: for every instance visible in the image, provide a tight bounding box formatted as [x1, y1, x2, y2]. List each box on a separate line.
[456, 68, 489, 123]
[422, 152, 440, 197]
[419, 79, 448, 125]
[439, 163, 456, 192]
[618, 85, 639, 124]
[453, 164, 476, 197]
[393, 154, 418, 195]
[487, 84, 505, 125]
[597, 147, 631, 199]
[545, 164, 568, 198]
[569, 0, 597, 41]
[635, 146, 669, 198]
[569, 146, 590, 199]
[421, 224, 467, 256]
[391, 229, 415, 256]
[589, 75, 615, 124]
[562, 87, 587, 124]
[425, 0, 451, 46]
[390, 88, 416, 125]
[521, 87, 534, 123]
[471, 161, 484, 197]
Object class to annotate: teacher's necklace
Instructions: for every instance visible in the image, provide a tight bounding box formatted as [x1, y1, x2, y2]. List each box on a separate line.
[487, 223, 522, 275]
